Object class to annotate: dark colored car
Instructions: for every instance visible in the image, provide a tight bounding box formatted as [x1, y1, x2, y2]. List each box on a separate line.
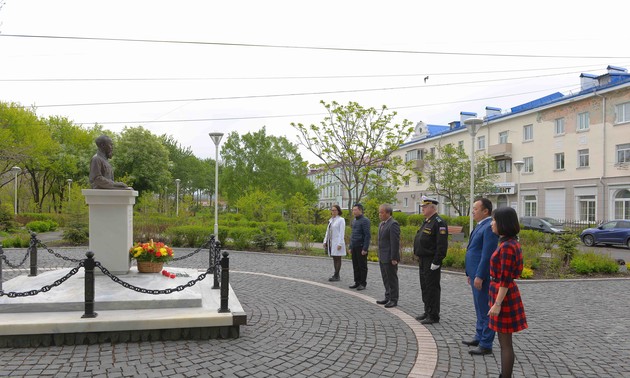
[580, 220, 630, 249]
[520, 216, 569, 234]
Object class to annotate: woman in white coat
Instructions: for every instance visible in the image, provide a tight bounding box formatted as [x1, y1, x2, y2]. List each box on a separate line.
[323, 204, 346, 281]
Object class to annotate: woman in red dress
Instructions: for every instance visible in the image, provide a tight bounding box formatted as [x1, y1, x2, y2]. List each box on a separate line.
[488, 207, 527, 378]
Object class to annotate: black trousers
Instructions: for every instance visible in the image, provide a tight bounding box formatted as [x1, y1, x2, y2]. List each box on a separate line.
[379, 261, 399, 302]
[351, 246, 368, 286]
[419, 257, 441, 319]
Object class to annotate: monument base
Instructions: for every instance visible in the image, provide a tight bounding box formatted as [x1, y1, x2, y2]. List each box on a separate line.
[0, 267, 247, 347]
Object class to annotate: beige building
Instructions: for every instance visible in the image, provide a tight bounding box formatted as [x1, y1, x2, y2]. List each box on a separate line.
[395, 65, 630, 222]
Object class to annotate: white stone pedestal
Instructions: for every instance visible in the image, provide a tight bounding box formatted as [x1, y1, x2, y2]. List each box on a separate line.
[82, 189, 138, 274]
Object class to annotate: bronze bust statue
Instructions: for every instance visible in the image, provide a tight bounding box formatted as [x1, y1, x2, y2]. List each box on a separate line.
[89, 135, 132, 190]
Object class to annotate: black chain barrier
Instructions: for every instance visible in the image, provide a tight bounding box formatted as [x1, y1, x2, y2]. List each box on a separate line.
[36, 239, 83, 263]
[171, 241, 210, 262]
[95, 261, 212, 295]
[0, 247, 30, 268]
[0, 262, 84, 298]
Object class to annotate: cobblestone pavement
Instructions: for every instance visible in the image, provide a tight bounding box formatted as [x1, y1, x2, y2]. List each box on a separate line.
[1, 246, 630, 377]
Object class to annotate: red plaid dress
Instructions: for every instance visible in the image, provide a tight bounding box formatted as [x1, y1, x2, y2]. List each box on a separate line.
[488, 237, 528, 333]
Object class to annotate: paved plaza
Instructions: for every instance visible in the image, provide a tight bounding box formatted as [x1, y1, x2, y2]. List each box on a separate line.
[1, 246, 629, 377]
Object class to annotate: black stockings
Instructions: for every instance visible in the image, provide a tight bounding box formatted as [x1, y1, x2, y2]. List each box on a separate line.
[498, 332, 514, 378]
[332, 256, 342, 276]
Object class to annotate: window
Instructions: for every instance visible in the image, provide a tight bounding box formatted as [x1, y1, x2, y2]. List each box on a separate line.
[405, 149, 419, 162]
[523, 157, 534, 173]
[404, 197, 408, 208]
[616, 143, 630, 164]
[554, 153, 565, 170]
[523, 124, 533, 141]
[554, 118, 565, 135]
[489, 159, 512, 173]
[615, 102, 630, 123]
[404, 179, 409, 186]
[499, 131, 509, 144]
[458, 140, 464, 149]
[578, 149, 590, 168]
[477, 135, 486, 150]
[524, 195, 537, 216]
[430, 172, 436, 183]
[614, 190, 630, 219]
[578, 195, 596, 222]
[430, 147, 436, 156]
[577, 112, 590, 131]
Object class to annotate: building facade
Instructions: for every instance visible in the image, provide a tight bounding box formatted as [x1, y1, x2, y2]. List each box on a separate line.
[394, 65, 630, 222]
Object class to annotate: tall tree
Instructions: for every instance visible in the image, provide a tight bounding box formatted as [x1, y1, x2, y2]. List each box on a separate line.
[112, 126, 171, 194]
[220, 127, 316, 206]
[424, 143, 497, 216]
[292, 101, 415, 209]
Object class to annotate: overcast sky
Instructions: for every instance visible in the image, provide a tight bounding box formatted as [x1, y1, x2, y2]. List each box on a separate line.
[2, 0, 630, 163]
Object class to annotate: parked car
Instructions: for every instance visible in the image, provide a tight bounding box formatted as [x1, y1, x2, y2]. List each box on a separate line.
[580, 220, 630, 248]
[520, 216, 569, 234]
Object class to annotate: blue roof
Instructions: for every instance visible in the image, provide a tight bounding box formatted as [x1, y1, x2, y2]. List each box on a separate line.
[427, 125, 449, 135]
[580, 73, 598, 79]
[510, 92, 564, 114]
[460, 111, 476, 116]
[485, 106, 501, 111]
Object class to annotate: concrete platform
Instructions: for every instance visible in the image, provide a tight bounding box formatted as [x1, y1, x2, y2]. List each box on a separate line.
[0, 267, 247, 346]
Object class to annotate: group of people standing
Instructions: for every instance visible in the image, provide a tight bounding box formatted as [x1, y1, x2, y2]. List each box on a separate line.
[323, 197, 527, 378]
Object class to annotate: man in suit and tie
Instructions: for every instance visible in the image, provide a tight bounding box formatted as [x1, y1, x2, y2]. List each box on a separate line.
[463, 198, 499, 355]
[376, 203, 400, 308]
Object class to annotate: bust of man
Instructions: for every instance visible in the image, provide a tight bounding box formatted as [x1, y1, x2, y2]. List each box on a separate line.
[89, 135, 132, 190]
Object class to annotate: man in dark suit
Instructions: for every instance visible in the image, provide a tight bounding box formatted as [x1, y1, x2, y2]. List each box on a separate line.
[464, 198, 499, 355]
[376, 203, 400, 308]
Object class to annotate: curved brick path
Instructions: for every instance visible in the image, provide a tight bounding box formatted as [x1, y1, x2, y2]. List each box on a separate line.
[1, 247, 630, 377]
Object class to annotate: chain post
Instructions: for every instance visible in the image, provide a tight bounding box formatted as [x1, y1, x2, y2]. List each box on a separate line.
[0, 243, 4, 292]
[82, 251, 98, 318]
[211, 236, 220, 289]
[28, 231, 38, 277]
[218, 251, 230, 313]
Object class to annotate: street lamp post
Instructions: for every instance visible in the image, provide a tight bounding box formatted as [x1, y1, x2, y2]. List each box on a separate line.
[513, 160, 525, 214]
[209, 132, 224, 240]
[67, 179, 73, 202]
[175, 179, 181, 216]
[464, 117, 484, 235]
[11, 166, 21, 215]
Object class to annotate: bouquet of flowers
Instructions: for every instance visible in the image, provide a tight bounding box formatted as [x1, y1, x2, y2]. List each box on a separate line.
[129, 239, 174, 263]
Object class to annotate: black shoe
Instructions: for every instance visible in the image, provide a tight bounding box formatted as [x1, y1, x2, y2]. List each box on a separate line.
[415, 313, 428, 321]
[462, 339, 480, 347]
[420, 317, 439, 325]
[376, 299, 389, 305]
[469, 346, 492, 355]
[349, 283, 360, 289]
[356, 285, 366, 291]
[328, 275, 340, 282]
[384, 301, 397, 308]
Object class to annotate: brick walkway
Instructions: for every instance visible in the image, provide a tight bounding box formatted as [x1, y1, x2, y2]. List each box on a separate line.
[1, 247, 629, 377]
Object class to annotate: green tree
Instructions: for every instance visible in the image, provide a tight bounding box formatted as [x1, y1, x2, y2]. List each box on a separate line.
[112, 126, 171, 195]
[285, 192, 312, 224]
[221, 127, 316, 206]
[235, 189, 283, 222]
[292, 101, 415, 210]
[424, 143, 497, 216]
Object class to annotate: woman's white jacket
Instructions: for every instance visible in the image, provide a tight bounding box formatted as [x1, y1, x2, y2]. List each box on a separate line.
[323, 216, 346, 256]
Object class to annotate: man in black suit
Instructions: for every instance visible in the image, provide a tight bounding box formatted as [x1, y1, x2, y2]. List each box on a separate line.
[376, 203, 400, 308]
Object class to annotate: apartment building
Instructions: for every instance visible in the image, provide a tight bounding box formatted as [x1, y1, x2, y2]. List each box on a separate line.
[395, 65, 630, 222]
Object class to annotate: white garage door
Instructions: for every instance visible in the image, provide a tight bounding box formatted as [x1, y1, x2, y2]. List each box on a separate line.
[545, 189, 566, 219]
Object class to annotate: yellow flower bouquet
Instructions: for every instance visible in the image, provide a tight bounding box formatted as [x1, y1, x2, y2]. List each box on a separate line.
[129, 239, 174, 263]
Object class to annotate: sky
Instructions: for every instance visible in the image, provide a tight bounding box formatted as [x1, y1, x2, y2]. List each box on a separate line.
[2, 0, 630, 164]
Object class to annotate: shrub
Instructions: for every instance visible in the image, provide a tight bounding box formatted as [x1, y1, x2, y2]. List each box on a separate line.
[392, 212, 408, 226]
[274, 229, 290, 249]
[229, 227, 259, 250]
[557, 233, 579, 266]
[166, 225, 212, 247]
[0, 234, 31, 248]
[570, 252, 619, 275]
[400, 226, 418, 254]
[63, 223, 89, 245]
[443, 243, 466, 269]
[25, 220, 58, 233]
[0, 203, 15, 232]
[520, 266, 534, 279]
[408, 214, 425, 226]
[252, 226, 276, 251]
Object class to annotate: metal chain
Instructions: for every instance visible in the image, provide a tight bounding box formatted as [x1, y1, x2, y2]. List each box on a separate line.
[95, 261, 211, 295]
[0, 262, 84, 297]
[0, 249, 30, 268]
[171, 241, 209, 261]
[36, 239, 83, 263]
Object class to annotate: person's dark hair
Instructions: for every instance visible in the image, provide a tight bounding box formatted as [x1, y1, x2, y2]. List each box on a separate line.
[353, 203, 364, 212]
[492, 207, 520, 237]
[95, 135, 112, 147]
[332, 204, 343, 216]
[476, 197, 493, 215]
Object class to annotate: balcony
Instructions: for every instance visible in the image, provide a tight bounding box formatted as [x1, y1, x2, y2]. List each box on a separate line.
[415, 159, 426, 170]
[487, 143, 512, 158]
